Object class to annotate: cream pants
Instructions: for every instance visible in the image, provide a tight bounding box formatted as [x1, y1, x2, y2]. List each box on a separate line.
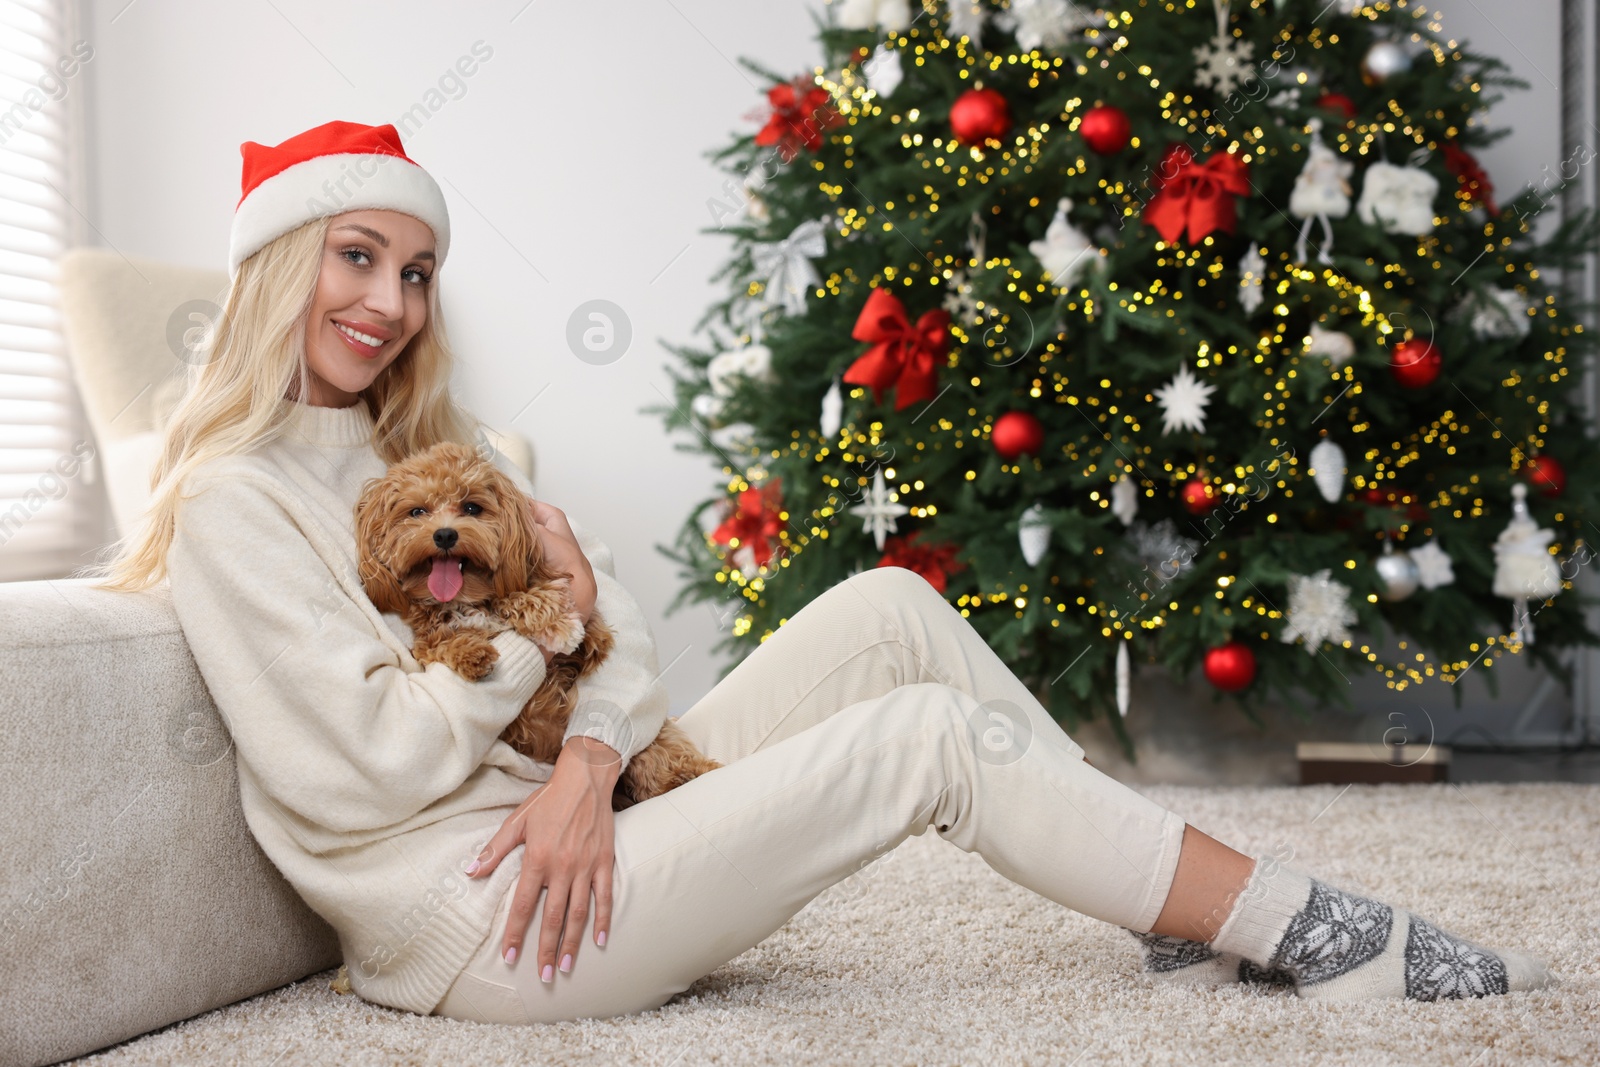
[433, 566, 1187, 1024]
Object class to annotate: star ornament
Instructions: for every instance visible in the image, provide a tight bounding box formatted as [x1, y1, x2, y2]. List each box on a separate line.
[851, 467, 911, 551]
[1411, 540, 1456, 590]
[1281, 569, 1359, 654]
[1153, 365, 1217, 435]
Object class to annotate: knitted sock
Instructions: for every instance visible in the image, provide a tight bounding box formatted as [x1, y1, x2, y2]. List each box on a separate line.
[1123, 928, 1244, 988]
[1211, 856, 1556, 1001]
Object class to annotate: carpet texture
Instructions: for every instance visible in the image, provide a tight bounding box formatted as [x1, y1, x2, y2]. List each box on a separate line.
[71, 783, 1599, 1066]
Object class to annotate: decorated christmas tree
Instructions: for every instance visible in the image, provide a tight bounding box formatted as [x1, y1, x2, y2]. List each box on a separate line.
[650, 0, 1600, 751]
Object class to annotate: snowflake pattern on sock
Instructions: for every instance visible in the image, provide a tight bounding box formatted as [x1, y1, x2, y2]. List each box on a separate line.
[1403, 916, 1509, 1000]
[1127, 929, 1220, 973]
[1271, 879, 1394, 986]
[1237, 958, 1297, 988]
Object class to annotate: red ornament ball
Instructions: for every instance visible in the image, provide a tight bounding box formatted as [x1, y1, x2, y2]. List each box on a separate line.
[1522, 454, 1567, 498]
[1078, 104, 1131, 155]
[949, 87, 1011, 146]
[991, 411, 1043, 460]
[1314, 92, 1358, 121]
[1181, 477, 1218, 515]
[1388, 338, 1442, 389]
[1203, 641, 1258, 692]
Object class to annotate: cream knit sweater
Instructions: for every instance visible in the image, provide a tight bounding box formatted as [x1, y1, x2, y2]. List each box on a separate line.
[164, 398, 669, 1015]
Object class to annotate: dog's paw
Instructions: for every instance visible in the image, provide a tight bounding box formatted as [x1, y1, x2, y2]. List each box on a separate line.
[534, 612, 587, 657]
[453, 639, 500, 680]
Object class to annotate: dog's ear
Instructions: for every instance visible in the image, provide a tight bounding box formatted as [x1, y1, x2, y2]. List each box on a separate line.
[354, 477, 409, 614]
[486, 465, 541, 600]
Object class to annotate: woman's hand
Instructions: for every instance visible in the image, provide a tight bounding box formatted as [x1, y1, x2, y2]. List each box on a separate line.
[466, 734, 622, 980]
[525, 498, 597, 625]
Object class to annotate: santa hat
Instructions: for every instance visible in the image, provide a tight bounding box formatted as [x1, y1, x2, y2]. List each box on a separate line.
[228, 120, 450, 277]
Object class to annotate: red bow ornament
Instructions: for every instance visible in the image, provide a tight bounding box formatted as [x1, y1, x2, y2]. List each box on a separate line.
[1142, 144, 1252, 245]
[711, 477, 786, 571]
[754, 79, 843, 163]
[842, 288, 951, 411]
[877, 530, 966, 594]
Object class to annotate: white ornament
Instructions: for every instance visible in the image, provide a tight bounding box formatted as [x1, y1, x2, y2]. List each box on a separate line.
[1306, 322, 1356, 366]
[1115, 640, 1131, 718]
[1309, 438, 1346, 503]
[707, 343, 775, 398]
[1357, 161, 1438, 236]
[1237, 246, 1266, 313]
[1410, 539, 1456, 590]
[1290, 118, 1353, 264]
[820, 375, 843, 439]
[852, 467, 910, 551]
[1281, 569, 1359, 653]
[837, 0, 913, 32]
[708, 421, 759, 454]
[1111, 476, 1139, 526]
[946, 0, 986, 46]
[1018, 501, 1051, 566]
[752, 218, 828, 316]
[997, 0, 1098, 53]
[1361, 39, 1412, 82]
[1492, 482, 1562, 644]
[1154, 365, 1217, 435]
[1461, 287, 1535, 340]
[692, 392, 723, 422]
[942, 268, 980, 324]
[1193, 31, 1256, 97]
[862, 43, 903, 97]
[1374, 542, 1421, 602]
[1029, 198, 1101, 290]
[1127, 519, 1200, 577]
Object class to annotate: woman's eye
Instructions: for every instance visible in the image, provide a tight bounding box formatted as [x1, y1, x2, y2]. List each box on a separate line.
[462, 502, 483, 516]
[409, 506, 428, 518]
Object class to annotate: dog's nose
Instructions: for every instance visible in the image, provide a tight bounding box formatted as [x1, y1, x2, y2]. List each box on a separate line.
[433, 528, 458, 551]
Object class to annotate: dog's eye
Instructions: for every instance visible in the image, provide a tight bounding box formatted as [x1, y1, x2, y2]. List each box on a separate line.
[462, 502, 483, 516]
[408, 506, 428, 518]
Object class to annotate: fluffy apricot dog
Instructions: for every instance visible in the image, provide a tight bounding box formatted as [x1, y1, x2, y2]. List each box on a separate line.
[354, 441, 720, 810]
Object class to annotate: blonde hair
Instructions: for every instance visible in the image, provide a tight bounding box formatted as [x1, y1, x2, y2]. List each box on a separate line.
[92, 214, 480, 591]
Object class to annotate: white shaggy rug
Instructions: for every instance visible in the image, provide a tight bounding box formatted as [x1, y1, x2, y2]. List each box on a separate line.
[73, 784, 1599, 1066]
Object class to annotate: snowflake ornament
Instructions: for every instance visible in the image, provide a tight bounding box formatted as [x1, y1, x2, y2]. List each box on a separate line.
[851, 467, 911, 551]
[1281, 569, 1358, 653]
[1237, 246, 1266, 313]
[997, 0, 1099, 53]
[1410, 540, 1456, 590]
[945, 0, 986, 46]
[942, 269, 980, 324]
[1127, 519, 1200, 577]
[1154, 365, 1217, 435]
[1193, 31, 1256, 97]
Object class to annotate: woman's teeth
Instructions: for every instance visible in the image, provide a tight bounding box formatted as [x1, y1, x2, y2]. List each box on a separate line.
[335, 322, 384, 347]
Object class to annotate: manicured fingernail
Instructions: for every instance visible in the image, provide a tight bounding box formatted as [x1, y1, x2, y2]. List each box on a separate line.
[504, 946, 517, 965]
[465, 859, 480, 875]
[541, 963, 554, 983]
[597, 930, 607, 947]
[560, 953, 572, 973]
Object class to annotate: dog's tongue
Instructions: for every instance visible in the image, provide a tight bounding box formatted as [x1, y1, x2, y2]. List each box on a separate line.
[428, 557, 464, 603]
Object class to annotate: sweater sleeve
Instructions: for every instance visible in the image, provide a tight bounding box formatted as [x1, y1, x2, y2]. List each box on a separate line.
[557, 513, 671, 777]
[166, 472, 550, 834]
[481, 442, 671, 777]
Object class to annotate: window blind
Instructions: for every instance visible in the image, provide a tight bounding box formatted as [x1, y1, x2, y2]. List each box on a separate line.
[0, 0, 99, 582]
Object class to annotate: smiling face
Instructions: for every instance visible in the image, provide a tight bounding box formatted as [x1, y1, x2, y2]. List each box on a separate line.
[300, 209, 437, 408]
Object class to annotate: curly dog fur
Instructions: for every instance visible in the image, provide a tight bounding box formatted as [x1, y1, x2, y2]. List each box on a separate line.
[354, 441, 719, 809]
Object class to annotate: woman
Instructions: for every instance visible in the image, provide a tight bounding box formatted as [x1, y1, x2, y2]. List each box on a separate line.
[96, 120, 1552, 1025]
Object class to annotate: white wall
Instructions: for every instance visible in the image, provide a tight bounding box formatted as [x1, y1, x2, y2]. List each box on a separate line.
[82, 0, 1578, 716]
